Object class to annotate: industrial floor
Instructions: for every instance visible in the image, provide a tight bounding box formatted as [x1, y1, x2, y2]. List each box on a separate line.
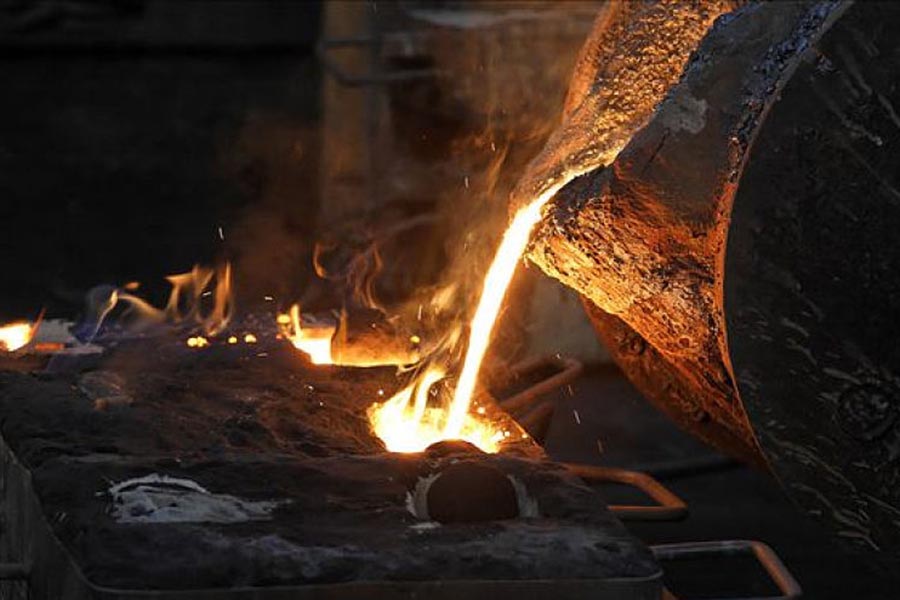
[543, 365, 895, 600]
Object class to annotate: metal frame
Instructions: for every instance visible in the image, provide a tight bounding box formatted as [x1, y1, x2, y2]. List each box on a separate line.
[495, 356, 583, 437]
[652, 540, 802, 600]
[563, 463, 689, 522]
[494, 357, 688, 522]
[498, 356, 584, 415]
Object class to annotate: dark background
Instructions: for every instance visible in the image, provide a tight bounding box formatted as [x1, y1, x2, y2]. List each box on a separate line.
[0, 1, 323, 321]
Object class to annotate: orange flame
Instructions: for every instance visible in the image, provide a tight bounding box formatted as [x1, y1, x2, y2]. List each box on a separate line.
[367, 366, 505, 453]
[367, 180, 573, 453]
[279, 304, 335, 365]
[278, 304, 420, 368]
[162, 263, 234, 336]
[90, 263, 233, 338]
[0, 322, 33, 352]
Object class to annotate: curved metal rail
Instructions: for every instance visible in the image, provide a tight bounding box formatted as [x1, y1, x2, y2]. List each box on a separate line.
[563, 463, 689, 521]
[652, 540, 802, 600]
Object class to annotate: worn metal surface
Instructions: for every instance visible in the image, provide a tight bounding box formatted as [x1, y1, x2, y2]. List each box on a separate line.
[584, 304, 765, 467]
[562, 463, 688, 522]
[724, 0, 900, 567]
[530, 1, 843, 465]
[652, 540, 802, 600]
[508, 0, 739, 213]
[528, 0, 900, 567]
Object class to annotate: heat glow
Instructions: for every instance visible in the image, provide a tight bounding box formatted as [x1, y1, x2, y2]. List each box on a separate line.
[0, 322, 33, 352]
[280, 304, 335, 365]
[368, 180, 571, 453]
[367, 365, 509, 453]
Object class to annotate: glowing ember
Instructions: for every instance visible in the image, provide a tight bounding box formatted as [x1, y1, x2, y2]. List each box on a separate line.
[186, 336, 209, 348]
[280, 304, 335, 365]
[0, 322, 33, 352]
[368, 179, 574, 453]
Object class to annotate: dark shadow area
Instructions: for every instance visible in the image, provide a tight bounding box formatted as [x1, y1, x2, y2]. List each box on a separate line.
[545, 366, 896, 599]
[0, 1, 322, 321]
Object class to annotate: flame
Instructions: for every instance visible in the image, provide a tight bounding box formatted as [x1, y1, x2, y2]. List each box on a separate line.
[280, 304, 335, 365]
[279, 304, 420, 368]
[87, 263, 233, 339]
[368, 366, 505, 453]
[162, 263, 233, 336]
[367, 180, 573, 453]
[0, 322, 33, 352]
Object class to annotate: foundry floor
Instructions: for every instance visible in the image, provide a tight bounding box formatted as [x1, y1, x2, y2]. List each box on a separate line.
[543, 365, 895, 600]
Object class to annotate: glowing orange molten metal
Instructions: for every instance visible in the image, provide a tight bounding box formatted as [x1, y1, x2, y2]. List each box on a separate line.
[0, 322, 33, 352]
[280, 304, 335, 365]
[368, 181, 572, 453]
[368, 366, 509, 453]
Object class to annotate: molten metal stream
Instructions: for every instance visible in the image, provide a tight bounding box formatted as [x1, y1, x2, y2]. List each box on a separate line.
[444, 184, 567, 437]
[369, 178, 575, 453]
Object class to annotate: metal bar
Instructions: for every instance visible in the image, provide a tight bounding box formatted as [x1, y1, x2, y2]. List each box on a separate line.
[497, 356, 583, 415]
[651, 540, 802, 600]
[563, 463, 688, 521]
[515, 399, 556, 433]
